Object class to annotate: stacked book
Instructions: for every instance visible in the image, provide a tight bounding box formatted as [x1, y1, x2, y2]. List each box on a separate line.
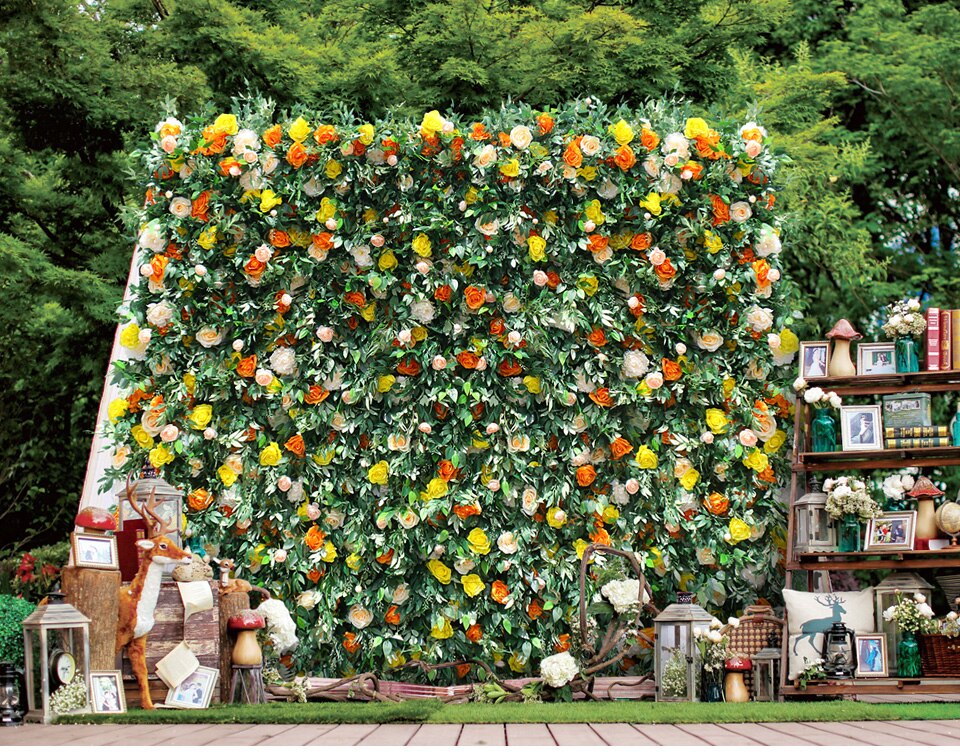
[925, 307, 960, 370]
[884, 425, 951, 449]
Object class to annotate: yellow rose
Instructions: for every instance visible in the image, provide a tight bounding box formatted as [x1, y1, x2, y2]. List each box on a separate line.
[183, 373, 196, 393]
[260, 189, 282, 213]
[602, 505, 620, 524]
[461, 574, 486, 597]
[527, 236, 547, 262]
[639, 192, 662, 216]
[544, 210, 559, 225]
[729, 517, 751, 544]
[743, 448, 769, 473]
[702, 230, 723, 255]
[189, 404, 213, 430]
[378, 250, 398, 271]
[546, 507, 567, 529]
[411, 326, 427, 343]
[679, 468, 700, 491]
[108, 398, 128, 423]
[723, 376, 736, 398]
[218, 464, 237, 487]
[508, 653, 526, 673]
[420, 477, 448, 501]
[267, 377, 282, 394]
[368, 460, 390, 485]
[584, 199, 606, 226]
[360, 303, 376, 322]
[577, 275, 599, 296]
[779, 328, 799, 354]
[427, 559, 452, 584]
[465, 187, 479, 205]
[149, 443, 175, 468]
[421, 110, 444, 136]
[131, 424, 154, 450]
[412, 233, 432, 257]
[288, 116, 311, 143]
[500, 158, 520, 178]
[259, 442, 282, 467]
[609, 119, 634, 145]
[522, 376, 541, 394]
[635, 445, 658, 469]
[679, 572, 695, 591]
[574, 538, 590, 560]
[119, 322, 140, 349]
[197, 226, 218, 250]
[357, 123, 375, 145]
[212, 113, 238, 135]
[467, 528, 491, 555]
[325, 159, 343, 179]
[684, 117, 710, 139]
[377, 375, 396, 393]
[577, 166, 597, 181]
[705, 408, 730, 434]
[346, 553, 362, 571]
[320, 541, 338, 563]
[764, 430, 787, 454]
[316, 197, 337, 222]
[431, 617, 454, 639]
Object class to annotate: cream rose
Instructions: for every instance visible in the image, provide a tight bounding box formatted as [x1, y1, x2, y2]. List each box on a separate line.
[196, 326, 225, 348]
[392, 583, 410, 604]
[474, 144, 498, 169]
[387, 433, 409, 452]
[398, 509, 420, 529]
[509, 125, 533, 150]
[146, 301, 174, 328]
[580, 135, 601, 156]
[347, 605, 373, 629]
[169, 197, 192, 218]
[502, 293, 522, 313]
[695, 331, 724, 352]
[497, 532, 519, 554]
[475, 217, 500, 236]
[730, 201, 752, 222]
[746, 306, 774, 333]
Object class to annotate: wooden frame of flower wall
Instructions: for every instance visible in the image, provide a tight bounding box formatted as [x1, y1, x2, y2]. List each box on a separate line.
[102, 98, 796, 678]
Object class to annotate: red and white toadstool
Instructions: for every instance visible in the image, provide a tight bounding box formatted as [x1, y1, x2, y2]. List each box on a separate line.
[825, 319, 862, 377]
[74, 507, 117, 533]
[908, 475, 943, 543]
[724, 656, 753, 702]
[228, 610, 266, 666]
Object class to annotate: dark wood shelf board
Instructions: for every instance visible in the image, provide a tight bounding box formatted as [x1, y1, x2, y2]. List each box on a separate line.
[793, 446, 960, 472]
[782, 677, 960, 697]
[805, 369, 960, 396]
[788, 549, 960, 571]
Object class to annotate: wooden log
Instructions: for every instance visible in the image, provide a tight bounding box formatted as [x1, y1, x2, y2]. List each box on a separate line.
[61, 565, 120, 671]
[218, 592, 250, 702]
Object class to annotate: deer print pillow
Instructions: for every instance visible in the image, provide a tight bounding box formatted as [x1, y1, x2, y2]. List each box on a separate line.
[783, 588, 875, 680]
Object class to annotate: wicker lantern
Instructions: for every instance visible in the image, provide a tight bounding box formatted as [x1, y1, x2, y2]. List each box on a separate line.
[794, 476, 836, 553]
[653, 594, 716, 702]
[875, 572, 933, 673]
[22, 592, 91, 723]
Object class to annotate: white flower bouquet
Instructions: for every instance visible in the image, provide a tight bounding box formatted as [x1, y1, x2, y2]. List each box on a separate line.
[793, 381, 841, 410]
[694, 617, 732, 682]
[882, 299, 926, 339]
[880, 468, 919, 502]
[882, 592, 937, 634]
[823, 476, 882, 520]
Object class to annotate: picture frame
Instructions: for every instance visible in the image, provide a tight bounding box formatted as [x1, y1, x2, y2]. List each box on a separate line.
[864, 511, 917, 552]
[800, 341, 831, 379]
[71, 532, 119, 570]
[857, 342, 897, 376]
[89, 670, 126, 714]
[855, 634, 888, 678]
[165, 665, 219, 709]
[840, 405, 884, 452]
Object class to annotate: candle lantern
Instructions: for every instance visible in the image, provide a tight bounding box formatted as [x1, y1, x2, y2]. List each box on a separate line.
[653, 594, 716, 702]
[22, 592, 91, 723]
[117, 468, 184, 580]
[794, 476, 836, 553]
[750, 646, 782, 702]
[0, 662, 26, 726]
[874, 572, 933, 673]
[820, 621, 856, 679]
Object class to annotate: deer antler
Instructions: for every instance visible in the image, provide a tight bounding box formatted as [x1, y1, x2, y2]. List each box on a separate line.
[125, 474, 174, 537]
[815, 594, 842, 606]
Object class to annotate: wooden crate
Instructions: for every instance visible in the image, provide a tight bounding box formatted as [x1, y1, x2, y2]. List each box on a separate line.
[120, 580, 221, 707]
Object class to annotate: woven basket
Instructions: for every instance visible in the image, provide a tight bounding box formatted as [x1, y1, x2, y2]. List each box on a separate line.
[918, 634, 960, 677]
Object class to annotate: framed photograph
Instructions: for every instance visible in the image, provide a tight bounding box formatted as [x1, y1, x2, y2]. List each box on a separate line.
[857, 342, 897, 376]
[800, 341, 831, 379]
[855, 634, 888, 678]
[865, 511, 917, 552]
[71, 532, 119, 570]
[840, 405, 884, 451]
[165, 665, 219, 709]
[89, 671, 126, 714]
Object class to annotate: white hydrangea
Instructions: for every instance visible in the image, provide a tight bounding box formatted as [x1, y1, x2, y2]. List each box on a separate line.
[410, 300, 436, 324]
[622, 350, 650, 378]
[539, 651, 579, 688]
[270, 346, 297, 376]
[255, 598, 299, 653]
[601, 579, 642, 614]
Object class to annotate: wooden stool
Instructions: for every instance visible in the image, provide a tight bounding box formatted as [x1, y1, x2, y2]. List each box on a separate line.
[229, 664, 266, 704]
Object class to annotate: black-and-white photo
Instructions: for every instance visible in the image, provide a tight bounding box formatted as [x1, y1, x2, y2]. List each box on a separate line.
[800, 341, 830, 379]
[840, 405, 884, 451]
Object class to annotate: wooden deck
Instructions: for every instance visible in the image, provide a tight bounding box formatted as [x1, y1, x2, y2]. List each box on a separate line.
[3, 719, 960, 746]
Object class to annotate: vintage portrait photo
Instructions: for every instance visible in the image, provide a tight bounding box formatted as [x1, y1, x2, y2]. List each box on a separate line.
[865, 511, 917, 552]
[165, 666, 219, 710]
[71, 532, 119, 570]
[89, 671, 126, 714]
[857, 343, 897, 376]
[800, 341, 831, 379]
[840, 405, 884, 452]
[855, 634, 888, 678]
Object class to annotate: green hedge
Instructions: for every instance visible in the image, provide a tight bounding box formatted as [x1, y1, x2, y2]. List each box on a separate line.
[0, 594, 36, 667]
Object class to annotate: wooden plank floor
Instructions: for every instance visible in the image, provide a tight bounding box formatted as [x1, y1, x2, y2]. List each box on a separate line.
[3, 721, 959, 746]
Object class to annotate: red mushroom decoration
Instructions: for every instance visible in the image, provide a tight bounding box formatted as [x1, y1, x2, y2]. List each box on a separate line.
[825, 319, 862, 377]
[908, 475, 943, 545]
[228, 610, 266, 666]
[74, 506, 117, 534]
[724, 656, 752, 702]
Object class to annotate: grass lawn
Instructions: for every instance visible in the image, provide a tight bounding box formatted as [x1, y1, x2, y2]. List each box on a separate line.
[61, 699, 960, 726]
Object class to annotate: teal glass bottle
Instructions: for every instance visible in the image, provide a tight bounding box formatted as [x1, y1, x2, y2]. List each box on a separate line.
[895, 337, 919, 373]
[897, 631, 922, 677]
[811, 408, 837, 452]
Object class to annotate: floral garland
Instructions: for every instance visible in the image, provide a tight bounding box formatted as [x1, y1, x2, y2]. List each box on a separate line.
[102, 98, 795, 678]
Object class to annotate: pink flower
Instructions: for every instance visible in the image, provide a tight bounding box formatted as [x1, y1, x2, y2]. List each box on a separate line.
[583, 220, 596, 233]
[306, 504, 321, 521]
[648, 248, 666, 266]
[160, 424, 179, 443]
[745, 140, 762, 158]
[316, 327, 334, 343]
[739, 429, 758, 447]
[203, 427, 218, 440]
[416, 260, 431, 275]
[645, 371, 664, 390]
[325, 218, 338, 230]
[255, 369, 274, 386]
[625, 478, 640, 494]
[371, 234, 385, 248]
[533, 270, 548, 286]
[255, 245, 273, 263]
[274, 549, 287, 563]
[701, 431, 715, 444]
[487, 479, 501, 492]
[432, 355, 447, 370]
[418, 422, 432, 434]
[160, 135, 178, 154]
[486, 423, 500, 434]
[277, 475, 292, 492]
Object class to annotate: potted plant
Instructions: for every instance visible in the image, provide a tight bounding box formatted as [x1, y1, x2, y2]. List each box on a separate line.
[883, 592, 936, 678]
[823, 476, 881, 552]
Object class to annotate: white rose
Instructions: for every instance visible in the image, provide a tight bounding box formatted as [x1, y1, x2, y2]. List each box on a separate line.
[746, 306, 774, 333]
[196, 326, 224, 348]
[622, 350, 650, 378]
[270, 346, 297, 376]
[146, 301, 174, 328]
[497, 532, 519, 554]
[410, 300, 436, 324]
[662, 132, 690, 159]
[392, 584, 410, 604]
[169, 197, 192, 218]
[324, 510, 345, 529]
[597, 177, 619, 199]
[297, 591, 317, 610]
[580, 135, 601, 156]
[601, 579, 643, 614]
[754, 225, 781, 257]
[509, 125, 533, 150]
[347, 605, 373, 629]
[352, 246, 373, 268]
[730, 201, 752, 222]
[138, 220, 166, 252]
[695, 331, 724, 352]
[233, 128, 260, 154]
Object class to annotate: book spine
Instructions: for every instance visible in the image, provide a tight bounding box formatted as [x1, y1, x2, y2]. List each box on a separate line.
[942, 309, 952, 370]
[883, 426, 949, 439]
[953, 309, 960, 370]
[885, 437, 952, 449]
[927, 307, 941, 370]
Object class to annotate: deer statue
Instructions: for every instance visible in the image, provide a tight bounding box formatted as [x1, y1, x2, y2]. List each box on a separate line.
[116, 477, 192, 709]
[794, 594, 847, 654]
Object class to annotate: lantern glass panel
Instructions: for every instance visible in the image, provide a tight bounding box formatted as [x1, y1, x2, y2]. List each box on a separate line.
[654, 602, 716, 702]
[751, 648, 780, 702]
[874, 573, 933, 673]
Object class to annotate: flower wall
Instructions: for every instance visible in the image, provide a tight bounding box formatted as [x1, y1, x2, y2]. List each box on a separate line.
[104, 99, 797, 677]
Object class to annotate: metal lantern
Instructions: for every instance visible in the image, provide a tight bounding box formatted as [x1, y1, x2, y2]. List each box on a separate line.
[875, 572, 933, 673]
[794, 476, 836, 553]
[820, 621, 856, 679]
[117, 467, 184, 580]
[22, 592, 91, 723]
[653, 594, 716, 701]
[0, 662, 26, 726]
[751, 646, 781, 702]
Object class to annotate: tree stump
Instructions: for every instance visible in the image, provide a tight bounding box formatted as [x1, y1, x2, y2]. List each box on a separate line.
[61, 565, 120, 670]
[218, 592, 250, 702]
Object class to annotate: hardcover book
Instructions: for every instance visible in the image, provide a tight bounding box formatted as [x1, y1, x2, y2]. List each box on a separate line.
[952, 309, 960, 370]
[883, 426, 949, 439]
[885, 437, 952, 449]
[941, 309, 952, 370]
[927, 307, 941, 371]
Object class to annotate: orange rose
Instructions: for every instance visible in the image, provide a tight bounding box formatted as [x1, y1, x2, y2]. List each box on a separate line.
[654, 258, 677, 283]
[453, 502, 482, 520]
[456, 663, 471, 679]
[263, 124, 283, 149]
[218, 157, 241, 176]
[527, 599, 544, 621]
[470, 402, 485, 420]
[237, 355, 257, 378]
[187, 488, 213, 512]
[590, 526, 612, 546]
[344, 291, 366, 309]
[304, 525, 326, 551]
[434, 285, 452, 302]
[269, 229, 291, 248]
[198, 125, 228, 155]
[304, 385, 330, 405]
[576, 465, 597, 487]
[312, 232, 334, 251]
[563, 140, 582, 168]
[307, 568, 322, 583]
[630, 232, 652, 251]
[464, 286, 485, 310]
[148, 254, 169, 286]
[285, 434, 306, 458]
[752, 259, 771, 287]
[191, 190, 211, 222]
[498, 358, 522, 377]
[589, 387, 615, 408]
[470, 122, 491, 141]
[434, 402, 450, 420]
[286, 141, 308, 168]
[385, 605, 401, 626]
[554, 634, 572, 653]
[466, 623, 483, 643]
[614, 144, 636, 171]
[490, 580, 510, 605]
[610, 437, 633, 460]
[546, 270, 561, 288]
[457, 351, 480, 370]
[438, 459, 457, 481]
[343, 632, 360, 654]
[376, 549, 395, 565]
[640, 126, 660, 151]
[489, 317, 505, 336]
[397, 357, 421, 376]
[244, 255, 266, 280]
[537, 113, 554, 135]
[314, 124, 338, 144]
[710, 194, 730, 226]
[587, 327, 607, 348]
[683, 161, 705, 180]
[662, 358, 682, 381]
[704, 493, 730, 516]
[586, 234, 609, 253]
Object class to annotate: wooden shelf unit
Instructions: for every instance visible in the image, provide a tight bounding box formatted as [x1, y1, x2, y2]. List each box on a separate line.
[783, 369, 960, 700]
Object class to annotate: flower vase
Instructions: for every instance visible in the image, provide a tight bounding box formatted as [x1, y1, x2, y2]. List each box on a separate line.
[897, 631, 922, 678]
[895, 338, 919, 374]
[811, 408, 837, 453]
[701, 675, 724, 702]
[838, 514, 861, 553]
